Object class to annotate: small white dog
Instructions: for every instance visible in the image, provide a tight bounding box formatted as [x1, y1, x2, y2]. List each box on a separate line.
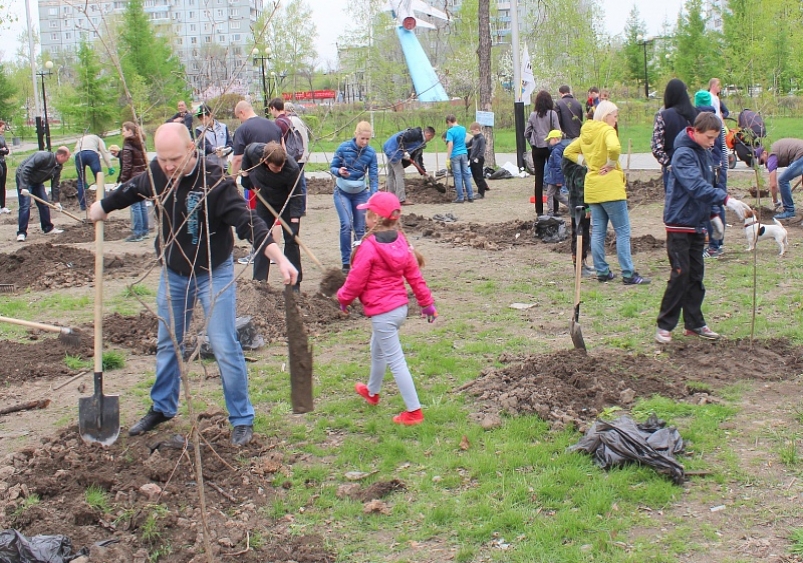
[743, 209, 789, 256]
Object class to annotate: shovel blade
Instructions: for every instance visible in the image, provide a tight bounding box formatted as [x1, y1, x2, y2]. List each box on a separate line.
[79, 393, 120, 446]
[570, 318, 586, 352]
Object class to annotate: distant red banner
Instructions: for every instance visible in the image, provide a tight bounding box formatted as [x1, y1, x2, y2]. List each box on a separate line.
[282, 90, 336, 100]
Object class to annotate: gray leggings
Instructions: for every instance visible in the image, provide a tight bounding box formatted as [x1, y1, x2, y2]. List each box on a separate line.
[367, 305, 421, 411]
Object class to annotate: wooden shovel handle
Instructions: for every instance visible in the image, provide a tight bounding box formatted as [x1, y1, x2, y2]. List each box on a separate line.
[23, 190, 85, 223]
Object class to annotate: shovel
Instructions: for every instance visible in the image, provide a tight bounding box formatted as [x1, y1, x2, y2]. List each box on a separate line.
[409, 159, 446, 193]
[570, 205, 587, 352]
[79, 171, 120, 445]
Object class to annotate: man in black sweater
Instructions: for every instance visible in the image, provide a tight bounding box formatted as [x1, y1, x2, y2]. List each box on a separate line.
[88, 123, 298, 446]
[241, 141, 303, 289]
[16, 147, 71, 241]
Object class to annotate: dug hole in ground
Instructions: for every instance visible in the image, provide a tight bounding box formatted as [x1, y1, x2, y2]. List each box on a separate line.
[0, 171, 803, 562]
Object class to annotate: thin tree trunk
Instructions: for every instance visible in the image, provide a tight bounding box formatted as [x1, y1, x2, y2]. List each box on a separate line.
[477, 0, 495, 167]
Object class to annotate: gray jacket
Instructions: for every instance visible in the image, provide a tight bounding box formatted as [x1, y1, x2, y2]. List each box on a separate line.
[16, 151, 63, 202]
[525, 110, 559, 149]
[0, 134, 7, 163]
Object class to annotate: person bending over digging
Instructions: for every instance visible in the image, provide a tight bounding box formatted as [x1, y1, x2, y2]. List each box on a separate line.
[655, 112, 751, 345]
[88, 123, 298, 446]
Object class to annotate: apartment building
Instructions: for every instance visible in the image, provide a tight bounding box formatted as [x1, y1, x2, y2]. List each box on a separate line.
[38, 0, 264, 96]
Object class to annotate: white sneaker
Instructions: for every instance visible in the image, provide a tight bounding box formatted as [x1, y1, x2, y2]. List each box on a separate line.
[47, 228, 64, 235]
[16, 233, 25, 242]
[0, 207, 9, 214]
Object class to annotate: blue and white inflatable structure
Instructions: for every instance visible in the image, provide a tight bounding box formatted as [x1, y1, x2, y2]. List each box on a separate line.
[389, 0, 449, 102]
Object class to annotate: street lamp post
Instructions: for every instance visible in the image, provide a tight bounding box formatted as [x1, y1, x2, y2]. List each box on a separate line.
[636, 35, 650, 100]
[36, 60, 54, 151]
[251, 47, 271, 117]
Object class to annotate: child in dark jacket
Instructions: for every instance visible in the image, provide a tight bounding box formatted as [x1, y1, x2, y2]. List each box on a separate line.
[655, 113, 751, 345]
[466, 122, 490, 198]
[337, 192, 437, 426]
[543, 130, 569, 216]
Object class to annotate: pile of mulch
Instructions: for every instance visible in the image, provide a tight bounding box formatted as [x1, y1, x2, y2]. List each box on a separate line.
[463, 338, 803, 430]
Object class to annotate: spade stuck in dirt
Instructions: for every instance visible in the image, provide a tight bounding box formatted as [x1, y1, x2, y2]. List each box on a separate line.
[79, 172, 120, 445]
[570, 206, 587, 352]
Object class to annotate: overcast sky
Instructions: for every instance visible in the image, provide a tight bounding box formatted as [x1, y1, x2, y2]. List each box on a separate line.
[5, 0, 686, 65]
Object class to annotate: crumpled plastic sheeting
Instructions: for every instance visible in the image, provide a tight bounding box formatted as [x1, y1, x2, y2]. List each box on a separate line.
[567, 414, 686, 484]
[0, 529, 88, 563]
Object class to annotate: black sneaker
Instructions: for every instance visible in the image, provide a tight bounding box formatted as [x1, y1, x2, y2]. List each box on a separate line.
[128, 407, 173, 436]
[597, 271, 616, 283]
[623, 273, 651, 285]
[452, 198, 465, 203]
[231, 425, 253, 446]
[341, 265, 350, 275]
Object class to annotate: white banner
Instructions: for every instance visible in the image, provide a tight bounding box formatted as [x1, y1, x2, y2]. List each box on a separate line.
[520, 44, 535, 105]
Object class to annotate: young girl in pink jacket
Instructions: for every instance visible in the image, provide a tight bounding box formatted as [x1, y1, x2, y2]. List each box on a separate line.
[336, 192, 437, 425]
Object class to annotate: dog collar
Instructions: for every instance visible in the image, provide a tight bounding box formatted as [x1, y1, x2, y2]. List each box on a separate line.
[744, 221, 758, 228]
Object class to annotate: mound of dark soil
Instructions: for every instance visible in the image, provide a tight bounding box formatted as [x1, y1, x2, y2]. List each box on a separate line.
[627, 177, 664, 207]
[51, 219, 132, 244]
[306, 176, 456, 205]
[0, 244, 156, 289]
[402, 213, 537, 250]
[0, 414, 336, 562]
[551, 233, 665, 255]
[0, 332, 93, 383]
[103, 311, 159, 355]
[464, 338, 803, 430]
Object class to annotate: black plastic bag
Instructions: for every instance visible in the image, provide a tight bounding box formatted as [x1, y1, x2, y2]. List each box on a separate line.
[488, 168, 513, 180]
[199, 316, 265, 359]
[0, 529, 88, 563]
[534, 215, 567, 243]
[567, 414, 685, 484]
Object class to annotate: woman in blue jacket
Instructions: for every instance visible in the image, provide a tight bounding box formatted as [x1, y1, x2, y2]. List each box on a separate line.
[331, 121, 379, 273]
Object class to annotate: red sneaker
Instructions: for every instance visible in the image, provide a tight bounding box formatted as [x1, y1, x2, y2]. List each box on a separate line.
[355, 382, 379, 405]
[393, 409, 424, 425]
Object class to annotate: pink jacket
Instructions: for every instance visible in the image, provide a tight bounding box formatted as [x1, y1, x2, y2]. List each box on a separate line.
[337, 230, 433, 317]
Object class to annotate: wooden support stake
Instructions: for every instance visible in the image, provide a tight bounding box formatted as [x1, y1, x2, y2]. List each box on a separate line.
[0, 399, 51, 416]
[284, 285, 314, 413]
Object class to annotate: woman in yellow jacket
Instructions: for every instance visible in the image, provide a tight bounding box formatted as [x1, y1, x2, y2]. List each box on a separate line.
[564, 101, 650, 285]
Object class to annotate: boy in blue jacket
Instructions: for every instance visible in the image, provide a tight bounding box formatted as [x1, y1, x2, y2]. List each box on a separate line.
[543, 130, 569, 216]
[655, 113, 751, 344]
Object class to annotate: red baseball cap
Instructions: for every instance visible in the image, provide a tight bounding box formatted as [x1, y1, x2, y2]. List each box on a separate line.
[357, 192, 401, 219]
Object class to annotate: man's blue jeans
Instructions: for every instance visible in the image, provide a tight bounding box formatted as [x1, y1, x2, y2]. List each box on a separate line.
[76, 150, 101, 210]
[16, 178, 54, 236]
[130, 201, 149, 237]
[590, 199, 635, 278]
[778, 157, 803, 212]
[451, 154, 474, 201]
[334, 187, 369, 267]
[153, 257, 254, 427]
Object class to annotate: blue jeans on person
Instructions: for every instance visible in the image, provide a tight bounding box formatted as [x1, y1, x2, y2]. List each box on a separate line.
[451, 154, 474, 201]
[16, 178, 54, 236]
[130, 200, 149, 238]
[152, 257, 254, 427]
[75, 150, 101, 210]
[333, 187, 369, 267]
[590, 199, 635, 278]
[777, 157, 803, 213]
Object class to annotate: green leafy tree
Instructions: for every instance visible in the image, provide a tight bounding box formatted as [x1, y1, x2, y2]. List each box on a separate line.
[0, 63, 17, 121]
[253, 0, 318, 97]
[56, 40, 117, 133]
[623, 6, 650, 92]
[444, 0, 480, 110]
[673, 0, 723, 90]
[118, 0, 190, 113]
